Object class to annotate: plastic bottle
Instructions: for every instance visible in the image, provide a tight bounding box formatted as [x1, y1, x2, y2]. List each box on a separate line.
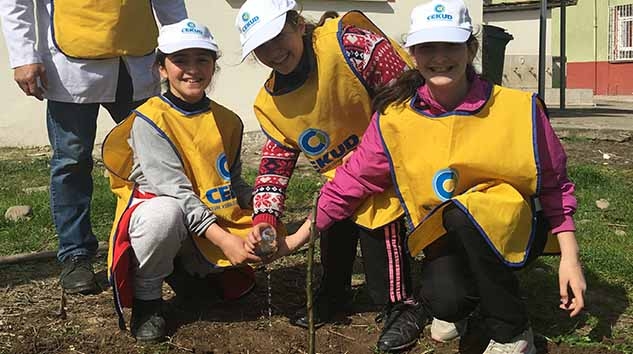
[255, 226, 277, 257]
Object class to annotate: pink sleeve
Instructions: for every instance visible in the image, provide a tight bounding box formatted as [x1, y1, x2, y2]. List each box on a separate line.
[316, 114, 393, 230]
[536, 103, 577, 234]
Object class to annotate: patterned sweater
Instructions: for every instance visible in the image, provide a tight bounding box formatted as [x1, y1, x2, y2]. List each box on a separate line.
[252, 25, 409, 227]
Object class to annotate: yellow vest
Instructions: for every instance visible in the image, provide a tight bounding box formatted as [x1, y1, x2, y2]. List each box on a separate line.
[103, 96, 252, 268]
[254, 11, 413, 230]
[378, 85, 559, 265]
[51, 0, 158, 59]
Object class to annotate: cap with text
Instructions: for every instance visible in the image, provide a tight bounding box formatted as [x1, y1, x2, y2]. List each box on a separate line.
[236, 0, 297, 61]
[405, 0, 473, 47]
[158, 19, 219, 54]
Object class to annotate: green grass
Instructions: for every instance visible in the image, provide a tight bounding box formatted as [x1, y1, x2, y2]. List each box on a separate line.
[0, 161, 321, 256]
[0, 155, 631, 352]
[519, 164, 633, 353]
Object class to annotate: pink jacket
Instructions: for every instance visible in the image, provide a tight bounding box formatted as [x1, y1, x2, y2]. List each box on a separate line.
[316, 76, 577, 235]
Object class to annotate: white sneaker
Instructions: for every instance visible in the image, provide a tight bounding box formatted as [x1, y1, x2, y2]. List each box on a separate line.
[483, 328, 536, 354]
[430, 318, 467, 342]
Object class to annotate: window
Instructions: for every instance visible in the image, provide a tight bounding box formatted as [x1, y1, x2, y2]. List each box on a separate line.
[609, 4, 633, 62]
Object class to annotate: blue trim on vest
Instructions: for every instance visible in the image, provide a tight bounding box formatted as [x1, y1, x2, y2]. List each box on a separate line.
[452, 199, 534, 268]
[376, 113, 415, 232]
[531, 94, 542, 195]
[158, 95, 211, 116]
[133, 111, 186, 168]
[337, 12, 373, 96]
[260, 128, 301, 153]
[110, 183, 136, 331]
[409, 82, 494, 118]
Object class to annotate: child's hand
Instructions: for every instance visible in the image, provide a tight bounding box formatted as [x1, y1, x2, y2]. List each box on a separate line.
[559, 256, 586, 317]
[205, 224, 262, 265]
[556, 231, 586, 317]
[220, 233, 262, 265]
[247, 223, 278, 260]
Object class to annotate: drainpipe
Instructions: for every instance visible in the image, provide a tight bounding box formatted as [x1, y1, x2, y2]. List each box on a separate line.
[560, 0, 566, 109]
[594, 0, 598, 94]
[538, 0, 547, 99]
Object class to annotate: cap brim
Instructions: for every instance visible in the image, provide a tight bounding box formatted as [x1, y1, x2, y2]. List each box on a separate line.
[240, 13, 287, 62]
[159, 40, 219, 54]
[405, 27, 471, 47]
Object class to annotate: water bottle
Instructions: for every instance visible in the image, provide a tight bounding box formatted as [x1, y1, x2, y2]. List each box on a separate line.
[255, 226, 277, 257]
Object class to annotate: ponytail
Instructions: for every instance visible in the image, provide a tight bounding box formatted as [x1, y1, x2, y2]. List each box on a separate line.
[372, 69, 425, 114]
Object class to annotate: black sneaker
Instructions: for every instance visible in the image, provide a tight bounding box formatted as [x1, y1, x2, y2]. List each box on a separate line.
[377, 301, 429, 352]
[291, 289, 353, 329]
[130, 298, 166, 343]
[59, 255, 98, 294]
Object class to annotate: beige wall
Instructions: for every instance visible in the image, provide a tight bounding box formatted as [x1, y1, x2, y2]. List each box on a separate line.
[0, 0, 482, 147]
[484, 10, 553, 88]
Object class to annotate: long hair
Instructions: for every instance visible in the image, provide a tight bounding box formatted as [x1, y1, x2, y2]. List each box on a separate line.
[372, 35, 480, 114]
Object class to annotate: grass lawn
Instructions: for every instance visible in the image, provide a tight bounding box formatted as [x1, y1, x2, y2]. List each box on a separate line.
[0, 148, 631, 352]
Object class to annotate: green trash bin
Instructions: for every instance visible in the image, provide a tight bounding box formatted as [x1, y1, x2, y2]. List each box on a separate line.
[482, 25, 514, 85]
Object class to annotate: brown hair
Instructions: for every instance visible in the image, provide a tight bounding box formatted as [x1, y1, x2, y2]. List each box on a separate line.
[285, 10, 339, 36]
[372, 35, 480, 114]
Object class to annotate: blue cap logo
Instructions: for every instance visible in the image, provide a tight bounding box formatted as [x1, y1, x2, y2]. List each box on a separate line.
[242, 12, 250, 22]
[299, 129, 330, 156]
[216, 153, 231, 181]
[432, 168, 458, 201]
[187, 21, 196, 28]
[434, 4, 445, 13]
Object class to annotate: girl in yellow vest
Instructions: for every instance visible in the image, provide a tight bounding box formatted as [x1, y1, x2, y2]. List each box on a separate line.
[101, 19, 263, 343]
[235, 0, 426, 351]
[258, 0, 587, 353]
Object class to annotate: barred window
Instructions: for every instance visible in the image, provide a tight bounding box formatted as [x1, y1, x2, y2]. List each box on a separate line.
[609, 4, 633, 62]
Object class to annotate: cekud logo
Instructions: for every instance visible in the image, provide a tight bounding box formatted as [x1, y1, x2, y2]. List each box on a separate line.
[427, 4, 453, 21]
[240, 12, 260, 33]
[298, 129, 360, 171]
[215, 153, 231, 181]
[182, 21, 204, 35]
[432, 168, 458, 201]
[205, 153, 236, 204]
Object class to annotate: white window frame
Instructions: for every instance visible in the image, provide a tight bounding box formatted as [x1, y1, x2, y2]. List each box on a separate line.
[609, 4, 633, 62]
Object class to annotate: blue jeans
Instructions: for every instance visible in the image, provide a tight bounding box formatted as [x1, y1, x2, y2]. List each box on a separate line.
[47, 62, 146, 262]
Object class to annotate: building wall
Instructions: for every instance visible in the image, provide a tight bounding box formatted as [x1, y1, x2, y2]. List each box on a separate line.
[551, 0, 633, 95]
[484, 10, 553, 88]
[0, 0, 482, 147]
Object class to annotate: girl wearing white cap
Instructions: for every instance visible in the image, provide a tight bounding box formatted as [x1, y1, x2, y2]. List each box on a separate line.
[102, 19, 262, 343]
[264, 0, 587, 353]
[235, 0, 427, 351]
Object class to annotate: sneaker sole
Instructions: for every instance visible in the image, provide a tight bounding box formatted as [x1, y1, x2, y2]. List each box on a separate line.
[378, 338, 418, 352]
[63, 283, 98, 295]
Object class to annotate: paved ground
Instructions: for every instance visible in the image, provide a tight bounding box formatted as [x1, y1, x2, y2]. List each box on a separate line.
[548, 100, 633, 139]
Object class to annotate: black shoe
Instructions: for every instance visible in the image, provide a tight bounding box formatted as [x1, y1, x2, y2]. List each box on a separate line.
[59, 255, 98, 294]
[377, 301, 429, 352]
[130, 298, 166, 343]
[291, 289, 353, 329]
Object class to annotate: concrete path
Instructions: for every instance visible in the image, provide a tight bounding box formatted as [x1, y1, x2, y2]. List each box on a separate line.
[548, 101, 633, 140]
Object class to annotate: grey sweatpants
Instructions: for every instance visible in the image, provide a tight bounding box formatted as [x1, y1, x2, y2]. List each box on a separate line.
[128, 196, 218, 300]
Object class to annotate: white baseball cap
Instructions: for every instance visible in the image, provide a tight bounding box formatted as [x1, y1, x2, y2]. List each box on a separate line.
[158, 19, 219, 54]
[405, 0, 473, 47]
[236, 0, 297, 61]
